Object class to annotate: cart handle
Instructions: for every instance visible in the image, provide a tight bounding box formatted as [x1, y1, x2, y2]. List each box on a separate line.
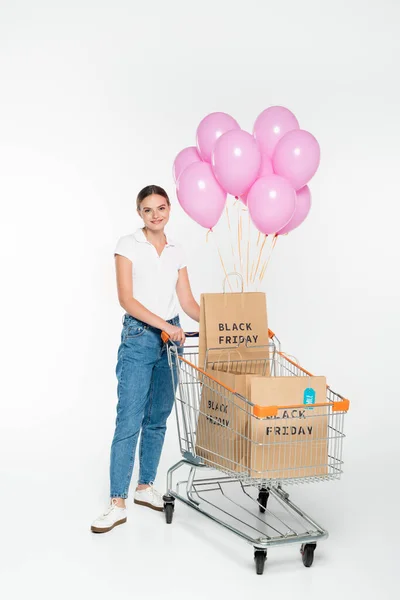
[253, 399, 350, 418]
[161, 330, 273, 343]
[161, 331, 199, 343]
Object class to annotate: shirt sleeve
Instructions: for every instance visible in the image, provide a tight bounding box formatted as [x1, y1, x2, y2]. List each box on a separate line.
[177, 244, 187, 270]
[114, 235, 134, 262]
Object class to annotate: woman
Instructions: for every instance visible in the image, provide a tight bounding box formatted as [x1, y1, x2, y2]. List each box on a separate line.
[91, 185, 200, 533]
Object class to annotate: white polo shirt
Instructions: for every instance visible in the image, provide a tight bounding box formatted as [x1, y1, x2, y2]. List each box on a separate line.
[114, 228, 186, 321]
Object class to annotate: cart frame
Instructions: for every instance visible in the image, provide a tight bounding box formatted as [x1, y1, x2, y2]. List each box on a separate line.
[162, 330, 349, 574]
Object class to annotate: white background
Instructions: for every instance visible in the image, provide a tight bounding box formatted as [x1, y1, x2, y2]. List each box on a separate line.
[0, 0, 399, 598]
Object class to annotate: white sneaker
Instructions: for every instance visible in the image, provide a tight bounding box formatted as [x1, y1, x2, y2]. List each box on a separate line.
[91, 499, 127, 533]
[134, 486, 164, 512]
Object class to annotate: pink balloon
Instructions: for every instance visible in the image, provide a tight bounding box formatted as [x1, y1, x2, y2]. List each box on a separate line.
[277, 186, 312, 235]
[176, 161, 227, 229]
[273, 130, 320, 190]
[247, 175, 296, 235]
[196, 112, 240, 163]
[240, 153, 273, 205]
[259, 153, 274, 177]
[211, 130, 261, 197]
[173, 146, 201, 183]
[253, 106, 299, 158]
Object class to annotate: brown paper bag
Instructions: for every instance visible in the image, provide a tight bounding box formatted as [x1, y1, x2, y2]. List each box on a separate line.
[195, 366, 262, 473]
[246, 376, 329, 480]
[199, 291, 270, 371]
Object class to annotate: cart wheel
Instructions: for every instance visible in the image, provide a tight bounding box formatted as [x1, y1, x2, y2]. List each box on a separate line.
[163, 495, 175, 525]
[254, 550, 267, 575]
[300, 543, 316, 568]
[164, 503, 174, 524]
[257, 488, 270, 514]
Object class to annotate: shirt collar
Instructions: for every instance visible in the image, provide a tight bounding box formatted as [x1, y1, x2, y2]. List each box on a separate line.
[134, 228, 175, 247]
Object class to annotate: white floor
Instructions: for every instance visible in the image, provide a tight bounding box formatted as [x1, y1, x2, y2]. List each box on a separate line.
[1, 427, 396, 600]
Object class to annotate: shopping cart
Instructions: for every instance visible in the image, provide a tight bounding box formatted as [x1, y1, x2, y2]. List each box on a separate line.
[161, 330, 349, 575]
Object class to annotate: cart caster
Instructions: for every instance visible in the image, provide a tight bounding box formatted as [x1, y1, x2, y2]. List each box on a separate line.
[257, 487, 270, 513]
[163, 495, 175, 525]
[254, 550, 267, 575]
[300, 543, 316, 567]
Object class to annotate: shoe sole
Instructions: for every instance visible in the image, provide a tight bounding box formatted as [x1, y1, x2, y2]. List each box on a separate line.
[134, 499, 164, 512]
[91, 517, 127, 533]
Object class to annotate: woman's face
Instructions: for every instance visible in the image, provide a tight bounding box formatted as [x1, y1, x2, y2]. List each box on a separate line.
[138, 194, 171, 232]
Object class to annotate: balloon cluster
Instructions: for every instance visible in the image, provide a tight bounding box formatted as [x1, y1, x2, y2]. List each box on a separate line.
[173, 107, 320, 236]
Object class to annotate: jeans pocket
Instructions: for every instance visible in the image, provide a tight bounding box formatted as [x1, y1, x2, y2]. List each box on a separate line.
[125, 324, 147, 339]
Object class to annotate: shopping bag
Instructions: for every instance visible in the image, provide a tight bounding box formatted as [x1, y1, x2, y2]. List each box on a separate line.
[246, 375, 329, 480]
[195, 366, 258, 473]
[198, 290, 269, 370]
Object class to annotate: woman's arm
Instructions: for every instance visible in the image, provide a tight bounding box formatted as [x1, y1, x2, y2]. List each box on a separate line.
[115, 255, 185, 343]
[176, 267, 200, 323]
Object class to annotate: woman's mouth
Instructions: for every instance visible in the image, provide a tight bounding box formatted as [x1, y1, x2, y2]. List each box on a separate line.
[151, 220, 163, 224]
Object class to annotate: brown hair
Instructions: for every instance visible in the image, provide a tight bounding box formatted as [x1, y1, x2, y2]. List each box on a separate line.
[136, 185, 170, 211]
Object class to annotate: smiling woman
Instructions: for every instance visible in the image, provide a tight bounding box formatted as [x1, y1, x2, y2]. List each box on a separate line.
[91, 185, 200, 534]
[137, 184, 171, 237]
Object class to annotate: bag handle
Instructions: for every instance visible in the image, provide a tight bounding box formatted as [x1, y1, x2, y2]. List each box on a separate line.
[208, 347, 244, 371]
[222, 272, 244, 294]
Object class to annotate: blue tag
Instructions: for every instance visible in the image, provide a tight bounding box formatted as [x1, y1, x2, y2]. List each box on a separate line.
[304, 387, 316, 407]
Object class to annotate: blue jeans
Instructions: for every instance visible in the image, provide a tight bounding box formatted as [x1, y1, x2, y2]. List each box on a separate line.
[110, 314, 181, 498]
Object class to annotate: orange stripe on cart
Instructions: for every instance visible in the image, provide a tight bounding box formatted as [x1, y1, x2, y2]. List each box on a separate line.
[253, 399, 350, 418]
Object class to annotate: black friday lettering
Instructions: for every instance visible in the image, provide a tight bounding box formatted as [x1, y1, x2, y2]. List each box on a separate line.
[205, 398, 230, 427]
[265, 408, 313, 435]
[218, 322, 259, 346]
[266, 425, 313, 436]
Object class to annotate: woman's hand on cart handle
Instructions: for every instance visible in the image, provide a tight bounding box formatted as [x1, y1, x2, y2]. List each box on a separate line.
[161, 331, 198, 344]
[162, 325, 186, 345]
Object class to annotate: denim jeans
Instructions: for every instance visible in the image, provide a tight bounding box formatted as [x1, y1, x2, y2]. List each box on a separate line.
[110, 314, 181, 498]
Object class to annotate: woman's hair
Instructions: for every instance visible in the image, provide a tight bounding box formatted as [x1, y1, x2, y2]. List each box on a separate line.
[136, 185, 170, 211]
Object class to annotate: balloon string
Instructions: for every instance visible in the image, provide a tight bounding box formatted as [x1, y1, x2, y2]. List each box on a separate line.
[259, 262, 267, 282]
[250, 261, 255, 283]
[225, 201, 231, 229]
[218, 245, 233, 292]
[208, 230, 233, 293]
[246, 212, 251, 289]
[249, 219, 260, 288]
[259, 235, 278, 285]
[252, 234, 268, 283]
